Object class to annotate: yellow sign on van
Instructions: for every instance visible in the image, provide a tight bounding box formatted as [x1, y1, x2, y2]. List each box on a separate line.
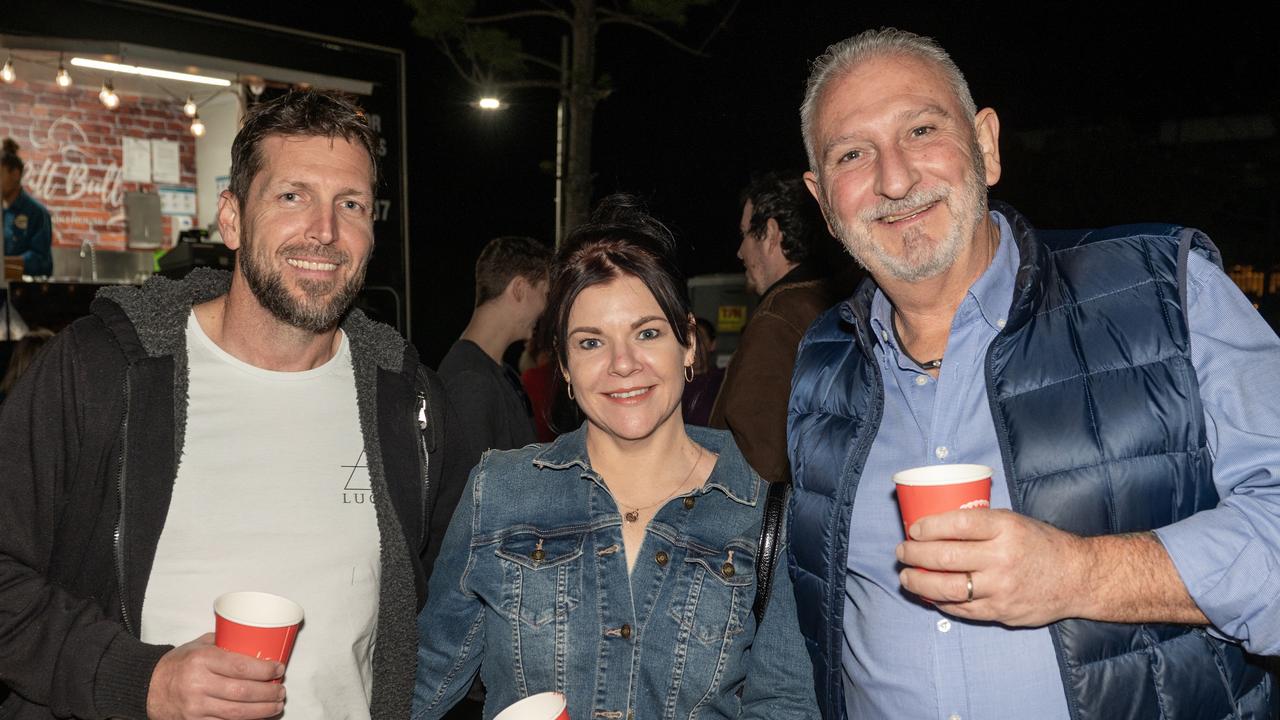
[717, 305, 747, 333]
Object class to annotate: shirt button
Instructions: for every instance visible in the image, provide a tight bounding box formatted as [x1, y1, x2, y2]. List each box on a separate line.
[937, 619, 952, 633]
[997, 318, 1007, 329]
[949, 714, 962, 720]
[683, 496, 695, 509]
[914, 375, 927, 386]
[721, 561, 735, 578]
[881, 329, 889, 341]
[620, 623, 632, 639]
[655, 550, 669, 566]
[935, 446, 949, 460]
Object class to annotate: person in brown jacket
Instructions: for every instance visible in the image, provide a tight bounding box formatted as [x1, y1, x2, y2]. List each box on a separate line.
[709, 172, 854, 483]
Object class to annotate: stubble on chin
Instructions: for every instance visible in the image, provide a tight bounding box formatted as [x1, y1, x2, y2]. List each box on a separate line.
[238, 234, 368, 333]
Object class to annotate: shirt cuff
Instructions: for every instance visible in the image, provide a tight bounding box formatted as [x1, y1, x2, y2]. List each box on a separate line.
[1154, 506, 1280, 654]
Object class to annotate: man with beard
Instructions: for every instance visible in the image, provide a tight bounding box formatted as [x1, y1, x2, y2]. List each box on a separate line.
[787, 28, 1279, 720]
[708, 171, 846, 482]
[0, 91, 464, 720]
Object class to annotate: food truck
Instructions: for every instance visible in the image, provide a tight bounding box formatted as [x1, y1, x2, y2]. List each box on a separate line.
[1, 0, 410, 357]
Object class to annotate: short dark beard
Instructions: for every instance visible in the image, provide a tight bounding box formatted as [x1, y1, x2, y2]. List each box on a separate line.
[238, 223, 368, 333]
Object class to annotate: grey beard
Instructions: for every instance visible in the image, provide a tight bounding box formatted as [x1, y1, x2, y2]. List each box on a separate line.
[824, 142, 989, 283]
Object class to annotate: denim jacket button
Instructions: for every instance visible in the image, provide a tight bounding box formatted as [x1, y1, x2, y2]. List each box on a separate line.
[655, 550, 669, 566]
[683, 496, 696, 509]
[531, 548, 545, 562]
[721, 561, 735, 578]
[620, 623, 632, 639]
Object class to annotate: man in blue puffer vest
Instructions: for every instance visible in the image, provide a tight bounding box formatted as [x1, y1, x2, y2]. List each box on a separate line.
[787, 27, 1278, 720]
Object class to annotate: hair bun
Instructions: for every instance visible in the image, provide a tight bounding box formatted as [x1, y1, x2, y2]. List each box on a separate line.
[581, 193, 678, 256]
[1, 139, 18, 156]
[589, 193, 650, 225]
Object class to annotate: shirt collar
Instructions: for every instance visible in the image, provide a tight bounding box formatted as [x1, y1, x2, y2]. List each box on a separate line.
[532, 423, 761, 506]
[869, 210, 1020, 351]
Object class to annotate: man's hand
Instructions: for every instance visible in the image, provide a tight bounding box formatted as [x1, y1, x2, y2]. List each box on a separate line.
[146, 633, 286, 720]
[896, 508, 1208, 627]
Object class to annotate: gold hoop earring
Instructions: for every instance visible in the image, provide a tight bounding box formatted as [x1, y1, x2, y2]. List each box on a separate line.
[566, 382, 575, 400]
[684, 365, 694, 382]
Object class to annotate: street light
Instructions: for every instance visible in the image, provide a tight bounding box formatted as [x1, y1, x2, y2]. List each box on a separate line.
[472, 36, 569, 245]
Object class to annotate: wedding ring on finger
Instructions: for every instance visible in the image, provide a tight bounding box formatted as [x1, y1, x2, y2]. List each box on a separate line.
[964, 571, 974, 603]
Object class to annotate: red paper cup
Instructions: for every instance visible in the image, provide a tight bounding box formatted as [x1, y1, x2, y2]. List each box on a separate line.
[214, 591, 304, 669]
[494, 692, 570, 720]
[894, 464, 992, 535]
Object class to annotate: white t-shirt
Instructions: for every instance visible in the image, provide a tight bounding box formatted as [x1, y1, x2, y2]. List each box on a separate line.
[142, 312, 381, 719]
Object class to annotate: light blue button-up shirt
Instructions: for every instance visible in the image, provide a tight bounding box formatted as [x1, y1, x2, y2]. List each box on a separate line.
[841, 211, 1280, 719]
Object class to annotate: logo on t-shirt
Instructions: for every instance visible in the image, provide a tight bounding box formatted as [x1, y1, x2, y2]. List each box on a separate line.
[342, 450, 370, 505]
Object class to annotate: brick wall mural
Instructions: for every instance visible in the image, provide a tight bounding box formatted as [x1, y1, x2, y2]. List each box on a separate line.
[0, 78, 197, 251]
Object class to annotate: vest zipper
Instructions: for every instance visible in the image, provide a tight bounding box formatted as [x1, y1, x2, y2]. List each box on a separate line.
[983, 333, 1080, 720]
[113, 372, 134, 637]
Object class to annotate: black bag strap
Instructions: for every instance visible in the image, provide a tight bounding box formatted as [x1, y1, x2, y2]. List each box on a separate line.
[752, 480, 791, 626]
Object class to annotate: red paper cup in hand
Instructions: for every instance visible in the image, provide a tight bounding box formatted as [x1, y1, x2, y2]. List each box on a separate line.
[894, 464, 992, 536]
[214, 591, 304, 669]
[494, 692, 569, 720]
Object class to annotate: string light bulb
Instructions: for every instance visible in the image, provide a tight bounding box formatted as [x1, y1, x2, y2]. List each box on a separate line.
[183, 95, 197, 117]
[1, 57, 15, 84]
[190, 113, 206, 137]
[99, 80, 120, 109]
[55, 62, 72, 88]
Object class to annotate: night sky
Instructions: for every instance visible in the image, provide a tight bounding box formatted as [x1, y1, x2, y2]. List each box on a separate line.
[159, 2, 1279, 363]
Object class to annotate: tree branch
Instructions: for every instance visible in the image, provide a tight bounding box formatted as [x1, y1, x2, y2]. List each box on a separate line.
[491, 79, 565, 91]
[597, 11, 708, 57]
[516, 52, 564, 74]
[695, 0, 742, 54]
[437, 40, 484, 86]
[465, 9, 571, 25]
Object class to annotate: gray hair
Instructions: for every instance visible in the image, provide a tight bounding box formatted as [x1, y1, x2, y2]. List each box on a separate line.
[800, 28, 978, 174]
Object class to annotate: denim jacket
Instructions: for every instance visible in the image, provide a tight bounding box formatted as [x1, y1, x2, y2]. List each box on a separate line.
[413, 424, 817, 720]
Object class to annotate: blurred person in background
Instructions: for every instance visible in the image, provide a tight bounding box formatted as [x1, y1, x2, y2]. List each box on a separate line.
[439, 235, 552, 469]
[520, 316, 559, 442]
[710, 171, 849, 483]
[681, 316, 723, 426]
[2, 139, 52, 278]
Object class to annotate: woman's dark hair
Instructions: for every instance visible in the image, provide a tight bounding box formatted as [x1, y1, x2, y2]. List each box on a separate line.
[1, 139, 23, 174]
[548, 194, 693, 372]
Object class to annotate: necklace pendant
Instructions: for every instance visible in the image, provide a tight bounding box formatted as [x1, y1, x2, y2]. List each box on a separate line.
[624, 510, 639, 523]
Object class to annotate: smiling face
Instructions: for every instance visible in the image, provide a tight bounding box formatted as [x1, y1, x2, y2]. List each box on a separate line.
[803, 53, 1000, 284]
[219, 134, 375, 332]
[563, 274, 695, 444]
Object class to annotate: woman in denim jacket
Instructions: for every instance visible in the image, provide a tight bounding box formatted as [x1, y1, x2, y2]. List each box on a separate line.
[413, 196, 817, 720]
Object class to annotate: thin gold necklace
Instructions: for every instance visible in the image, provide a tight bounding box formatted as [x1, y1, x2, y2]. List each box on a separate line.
[615, 445, 703, 523]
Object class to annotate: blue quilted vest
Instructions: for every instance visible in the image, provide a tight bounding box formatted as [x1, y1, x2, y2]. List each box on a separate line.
[786, 207, 1276, 719]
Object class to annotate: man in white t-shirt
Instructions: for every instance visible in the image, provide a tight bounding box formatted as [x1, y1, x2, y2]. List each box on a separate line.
[0, 91, 466, 720]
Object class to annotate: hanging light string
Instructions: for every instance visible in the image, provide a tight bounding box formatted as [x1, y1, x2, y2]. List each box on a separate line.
[0, 48, 235, 126]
